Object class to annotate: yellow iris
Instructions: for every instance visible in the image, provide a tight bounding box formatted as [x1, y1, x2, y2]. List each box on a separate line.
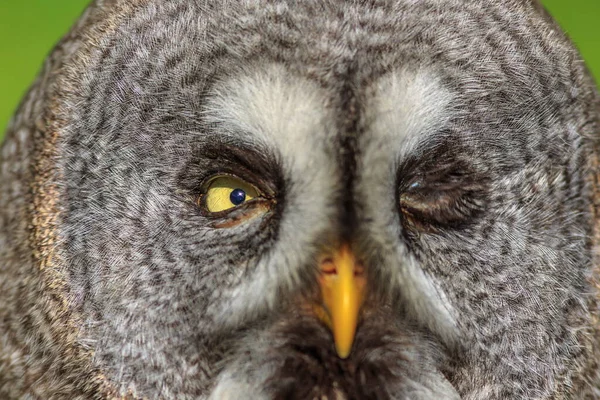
[204, 176, 259, 213]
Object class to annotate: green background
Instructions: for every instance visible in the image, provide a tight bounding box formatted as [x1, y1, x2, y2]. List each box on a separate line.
[1, 1, 599, 137]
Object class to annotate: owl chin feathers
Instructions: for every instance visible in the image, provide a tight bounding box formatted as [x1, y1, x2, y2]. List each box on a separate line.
[210, 310, 459, 400]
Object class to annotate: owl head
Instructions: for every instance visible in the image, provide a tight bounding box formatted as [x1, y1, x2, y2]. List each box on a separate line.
[0, 0, 599, 399]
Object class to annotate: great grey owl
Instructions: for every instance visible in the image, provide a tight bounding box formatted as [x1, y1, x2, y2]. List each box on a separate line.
[1, 0, 599, 399]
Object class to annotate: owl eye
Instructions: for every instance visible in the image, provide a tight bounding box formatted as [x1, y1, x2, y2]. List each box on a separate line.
[202, 176, 260, 213]
[399, 176, 488, 232]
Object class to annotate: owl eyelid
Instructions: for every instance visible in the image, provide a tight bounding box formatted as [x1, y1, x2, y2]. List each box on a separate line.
[396, 154, 490, 233]
[199, 172, 272, 199]
[200, 196, 274, 230]
[196, 141, 282, 197]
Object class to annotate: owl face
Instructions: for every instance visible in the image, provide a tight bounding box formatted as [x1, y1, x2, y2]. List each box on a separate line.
[45, 0, 600, 399]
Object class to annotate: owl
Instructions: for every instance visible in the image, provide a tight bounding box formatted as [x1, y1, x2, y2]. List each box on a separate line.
[1, 0, 599, 398]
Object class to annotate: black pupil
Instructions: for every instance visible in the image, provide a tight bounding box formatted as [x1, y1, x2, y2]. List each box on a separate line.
[230, 189, 246, 205]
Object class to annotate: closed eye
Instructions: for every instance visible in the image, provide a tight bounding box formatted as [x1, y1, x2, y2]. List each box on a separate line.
[399, 179, 487, 232]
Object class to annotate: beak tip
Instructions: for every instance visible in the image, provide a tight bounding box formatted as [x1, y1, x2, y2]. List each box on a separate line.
[334, 330, 356, 359]
[336, 347, 352, 359]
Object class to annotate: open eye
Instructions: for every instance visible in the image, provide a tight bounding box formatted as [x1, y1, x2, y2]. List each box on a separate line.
[202, 176, 260, 213]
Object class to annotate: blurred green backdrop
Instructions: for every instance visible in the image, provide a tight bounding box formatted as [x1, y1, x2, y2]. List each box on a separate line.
[1, 1, 599, 137]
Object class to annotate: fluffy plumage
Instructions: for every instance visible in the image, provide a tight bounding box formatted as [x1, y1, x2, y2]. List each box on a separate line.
[1, 0, 599, 398]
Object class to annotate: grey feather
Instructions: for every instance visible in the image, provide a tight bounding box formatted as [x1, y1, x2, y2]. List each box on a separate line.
[1, 0, 599, 399]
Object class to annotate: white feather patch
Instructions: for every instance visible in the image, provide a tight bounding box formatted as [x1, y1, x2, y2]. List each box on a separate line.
[359, 68, 460, 346]
[202, 64, 339, 327]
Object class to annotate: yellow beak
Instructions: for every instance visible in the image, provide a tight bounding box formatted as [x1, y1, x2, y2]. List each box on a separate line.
[314, 245, 366, 358]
